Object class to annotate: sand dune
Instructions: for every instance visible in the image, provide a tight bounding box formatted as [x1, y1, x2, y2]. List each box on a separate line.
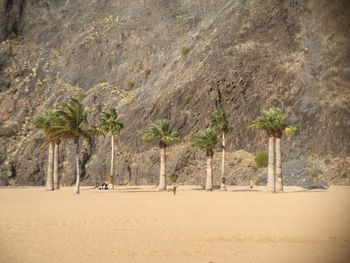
[0, 186, 350, 263]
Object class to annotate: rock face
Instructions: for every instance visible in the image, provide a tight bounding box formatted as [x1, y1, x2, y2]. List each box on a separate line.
[0, 0, 349, 186]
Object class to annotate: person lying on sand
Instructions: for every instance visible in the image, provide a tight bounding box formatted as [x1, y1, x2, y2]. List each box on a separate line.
[98, 183, 109, 190]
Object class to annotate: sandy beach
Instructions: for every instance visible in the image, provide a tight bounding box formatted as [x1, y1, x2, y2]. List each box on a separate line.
[0, 186, 349, 263]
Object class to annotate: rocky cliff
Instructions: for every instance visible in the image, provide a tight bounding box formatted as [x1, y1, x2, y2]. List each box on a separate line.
[0, 0, 349, 186]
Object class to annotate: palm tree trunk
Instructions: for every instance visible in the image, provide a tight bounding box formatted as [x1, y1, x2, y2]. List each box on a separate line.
[220, 132, 227, 190]
[74, 140, 80, 195]
[46, 143, 54, 191]
[275, 137, 283, 192]
[206, 154, 213, 191]
[267, 136, 275, 192]
[159, 147, 166, 190]
[110, 135, 115, 190]
[53, 142, 59, 190]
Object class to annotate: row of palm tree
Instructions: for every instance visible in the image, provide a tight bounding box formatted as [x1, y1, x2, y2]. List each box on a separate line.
[34, 97, 124, 194]
[143, 108, 296, 192]
[34, 96, 296, 194]
[143, 109, 232, 191]
[34, 98, 92, 194]
[33, 110, 61, 190]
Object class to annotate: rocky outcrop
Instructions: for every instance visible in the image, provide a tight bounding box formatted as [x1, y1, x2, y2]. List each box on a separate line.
[0, 0, 24, 40]
[0, 0, 349, 186]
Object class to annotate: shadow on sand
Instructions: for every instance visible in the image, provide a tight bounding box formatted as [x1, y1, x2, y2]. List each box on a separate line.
[83, 185, 328, 194]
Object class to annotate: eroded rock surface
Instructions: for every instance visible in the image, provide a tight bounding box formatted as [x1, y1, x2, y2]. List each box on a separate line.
[0, 0, 349, 186]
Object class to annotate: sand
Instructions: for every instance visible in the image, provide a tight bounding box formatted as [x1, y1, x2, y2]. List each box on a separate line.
[0, 186, 350, 263]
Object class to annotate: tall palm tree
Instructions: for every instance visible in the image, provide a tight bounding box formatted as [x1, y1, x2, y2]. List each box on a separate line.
[268, 108, 297, 192]
[210, 109, 232, 190]
[98, 107, 124, 190]
[143, 119, 180, 190]
[192, 127, 219, 191]
[250, 107, 297, 192]
[249, 108, 277, 192]
[49, 98, 93, 194]
[34, 109, 61, 191]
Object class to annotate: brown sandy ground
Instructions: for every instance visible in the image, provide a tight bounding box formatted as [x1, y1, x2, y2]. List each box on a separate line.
[0, 186, 350, 263]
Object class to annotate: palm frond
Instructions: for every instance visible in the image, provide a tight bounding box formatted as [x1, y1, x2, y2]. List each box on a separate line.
[53, 97, 92, 141]
[249, 107, 298, 137]
[284, 125, 297, 137]
[191, 127, 219, 150]
[98, 107, 124, 135]
[143, 119, 180, 146]
[210, 109, 233, 134]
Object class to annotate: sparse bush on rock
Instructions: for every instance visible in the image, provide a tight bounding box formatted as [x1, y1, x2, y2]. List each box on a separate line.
[255, 152, 268, 168]
[180, 46, 190, 56]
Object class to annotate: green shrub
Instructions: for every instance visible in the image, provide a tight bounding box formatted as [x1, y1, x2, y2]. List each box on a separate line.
[307, 165, 322, 178]
[9, 31, 21, 39]
[127, 81, 135, 90]
[255, 152, 268, 168]
[180, 46, 190, 56]
[185, 94, 193, 103]
[144, 69, 151, 77]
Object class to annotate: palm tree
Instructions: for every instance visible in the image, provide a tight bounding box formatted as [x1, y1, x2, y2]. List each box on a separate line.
[34, 109, 61, 191]
[210, 109, 232, 190]
[249, 108, 277, 192]
[143, 119, 180, 190]
[49, 98, 93, 194]
[98, 107, 124, 190]
[250, 107, 297, 192]
[269, 108, 297, 192]
[192, 127, 219, 191]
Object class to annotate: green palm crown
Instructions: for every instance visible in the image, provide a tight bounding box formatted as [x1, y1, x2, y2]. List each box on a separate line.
[143, 119, 180, 147]
[98, 107, 124, 136]
[34, 109, 61, 136]
[249, 107, 297, 137]
[191, 127, 219, 155]
[34, 109, 65, 147]
[48, 98, 93, 143]
[210, 109, 232, 134]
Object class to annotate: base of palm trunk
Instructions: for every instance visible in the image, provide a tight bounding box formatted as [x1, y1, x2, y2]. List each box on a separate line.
[158, 174, 166, 190]
[220, 177, 227, 191]
[109, 175, 115, 190]
[275, 185, 283, 193]
[220, 184, 227, 191]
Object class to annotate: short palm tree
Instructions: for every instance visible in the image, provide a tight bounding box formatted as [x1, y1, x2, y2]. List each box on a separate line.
[192, 127, 219, 191]
[210, 109, 232, 190]
[49, 98, 93, 194]
[250, 107, 297, 192]
[98, 107, 124, 190]
[34, 109, 61, 191]
[143, 119, 180, 190]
